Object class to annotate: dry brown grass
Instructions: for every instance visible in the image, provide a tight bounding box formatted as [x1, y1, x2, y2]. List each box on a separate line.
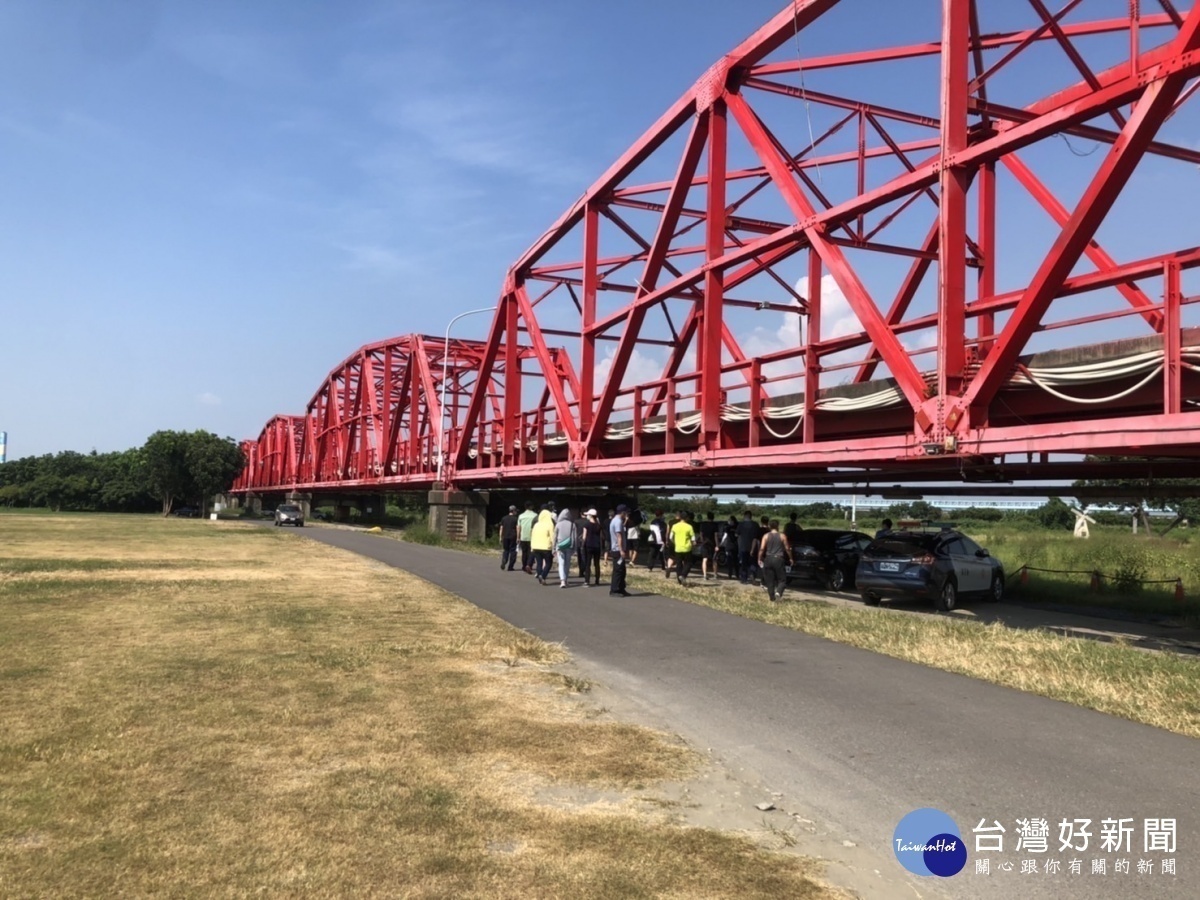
[0, 514, 839, 899]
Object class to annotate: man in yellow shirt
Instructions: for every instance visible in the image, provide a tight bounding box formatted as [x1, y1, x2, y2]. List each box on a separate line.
[669, 510, 696, 585]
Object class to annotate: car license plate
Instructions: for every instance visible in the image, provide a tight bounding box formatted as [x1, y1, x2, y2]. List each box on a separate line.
[878, 561, 900, 572]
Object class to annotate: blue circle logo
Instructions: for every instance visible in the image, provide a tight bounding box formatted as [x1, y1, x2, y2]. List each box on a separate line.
[893, 808, 966, 877]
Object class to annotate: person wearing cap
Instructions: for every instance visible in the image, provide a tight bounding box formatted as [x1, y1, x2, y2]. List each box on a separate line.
[553, 509, 576, 588]
[579, 508, 604, 586]
[608, 505, 630, 596]
[498, 504, 520, 572]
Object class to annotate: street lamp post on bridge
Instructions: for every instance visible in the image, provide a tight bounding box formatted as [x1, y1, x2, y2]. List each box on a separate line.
[437, 306, 497, 485]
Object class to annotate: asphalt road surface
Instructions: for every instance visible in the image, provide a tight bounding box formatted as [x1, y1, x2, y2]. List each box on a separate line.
[299, 527, 1197, 900]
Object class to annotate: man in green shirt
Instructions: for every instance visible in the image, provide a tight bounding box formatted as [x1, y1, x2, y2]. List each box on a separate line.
[516, 502, 538, 574]
[669, 511, 697, 585]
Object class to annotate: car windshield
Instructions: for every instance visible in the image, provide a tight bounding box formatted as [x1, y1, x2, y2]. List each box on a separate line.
[279, 505, 301, 513]
[869, 534, 939, 557]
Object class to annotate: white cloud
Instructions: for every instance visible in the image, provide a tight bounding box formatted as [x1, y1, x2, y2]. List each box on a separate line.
[337, 242, 411, 274]
[366, 90, 585, 189]
[798, 273, 861, 340]
[197, 392, 222, 407]
[594, 345, 665, 394]
[0, 114, 57, 147]
[732, 274, 933, 393]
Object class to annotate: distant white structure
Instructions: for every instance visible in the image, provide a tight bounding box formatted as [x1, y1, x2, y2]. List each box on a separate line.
[1069, 506, 1096, 539]
[0, 431, 6, 464]
[843, 497, 1048, 512]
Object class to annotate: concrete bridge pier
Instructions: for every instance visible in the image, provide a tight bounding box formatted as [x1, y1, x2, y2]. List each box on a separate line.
[285, 492, 313, 519]
[245, 493, 262, 516]
[325, 495, 387, 524]
[428, 487, 489, 542]
[357, 494, 388, 524]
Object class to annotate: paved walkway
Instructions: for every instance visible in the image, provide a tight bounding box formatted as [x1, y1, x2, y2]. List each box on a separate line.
[300, 528, 1198, 900]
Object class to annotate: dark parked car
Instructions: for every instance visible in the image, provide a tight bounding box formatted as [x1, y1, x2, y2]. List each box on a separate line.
[784, 529, 873, 591]
[173, 506, 199, 518]
[274, 504, 305, 527]
[855, 529, 1004, 612]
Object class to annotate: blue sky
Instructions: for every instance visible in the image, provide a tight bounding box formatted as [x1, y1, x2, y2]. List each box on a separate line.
[1, 0, 792, 458]
[2, 0, 1196, 459]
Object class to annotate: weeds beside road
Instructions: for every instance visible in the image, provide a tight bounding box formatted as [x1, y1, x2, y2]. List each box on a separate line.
[386, 522, 1200, 740]
[0, 514, 839, 899]
[623, 570, 1200, 740]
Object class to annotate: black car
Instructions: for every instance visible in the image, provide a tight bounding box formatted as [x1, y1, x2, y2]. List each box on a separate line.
[173, 506, 199, 518]
[784, 529, 873, 591]
[855, 529, 1005, 612]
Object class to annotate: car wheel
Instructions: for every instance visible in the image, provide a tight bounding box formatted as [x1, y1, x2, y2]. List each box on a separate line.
[861, 591, 880, 607]
[987, 573, 1003, 602]
[935, 578, 958, 612]
[827, 567, 846, 592]
[297, 522, 304, 528]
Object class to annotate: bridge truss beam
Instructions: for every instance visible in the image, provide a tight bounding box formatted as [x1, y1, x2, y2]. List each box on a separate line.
[234, 1, 1200, 498]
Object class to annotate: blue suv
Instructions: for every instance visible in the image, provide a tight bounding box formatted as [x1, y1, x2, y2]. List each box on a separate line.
[856, 529, 1004, 612]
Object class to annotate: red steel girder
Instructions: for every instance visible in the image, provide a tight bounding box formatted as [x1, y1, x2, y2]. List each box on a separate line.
[235, 1, 1200, 497]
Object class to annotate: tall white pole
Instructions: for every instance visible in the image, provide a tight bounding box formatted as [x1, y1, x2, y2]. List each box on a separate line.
[437, 306, 496, 485]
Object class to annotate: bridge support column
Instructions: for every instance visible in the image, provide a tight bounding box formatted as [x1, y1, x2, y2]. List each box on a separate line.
[357, 494, 388, 524]
[246, 493, 262, 516]
[286, 492, 313, 519]
[428, 488, 489, 542]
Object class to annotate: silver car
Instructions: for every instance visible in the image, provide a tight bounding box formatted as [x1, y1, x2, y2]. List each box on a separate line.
[274, 504, 305, 527]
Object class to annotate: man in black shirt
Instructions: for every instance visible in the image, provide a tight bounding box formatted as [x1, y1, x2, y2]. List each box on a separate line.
[783, 511, 804, 547]
[498, 505, 520, 571]
[736, 511, 759, 583]
[647, 511, 668, 571]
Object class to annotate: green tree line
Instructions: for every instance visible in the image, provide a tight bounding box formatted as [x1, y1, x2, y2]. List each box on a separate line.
[0, 430, 244, 515]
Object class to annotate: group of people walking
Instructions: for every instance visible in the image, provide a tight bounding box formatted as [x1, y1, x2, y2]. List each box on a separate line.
[496, 502, 810, 602]
[496, 502, 638, 595]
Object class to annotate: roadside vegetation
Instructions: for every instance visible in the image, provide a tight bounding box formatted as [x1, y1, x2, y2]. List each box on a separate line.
[386, 492, 1200, 620]
[369, 505, 1200, 739]
[622, 568, 1200, 740]
[0, 513, 839, 899]
[0, 430, 243, 516]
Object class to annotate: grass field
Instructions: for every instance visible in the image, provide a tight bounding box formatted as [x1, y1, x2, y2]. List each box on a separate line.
[0, 514, 840, 899]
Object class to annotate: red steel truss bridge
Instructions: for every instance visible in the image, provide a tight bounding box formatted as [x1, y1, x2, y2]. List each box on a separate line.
[233, 0, 1200, 501]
